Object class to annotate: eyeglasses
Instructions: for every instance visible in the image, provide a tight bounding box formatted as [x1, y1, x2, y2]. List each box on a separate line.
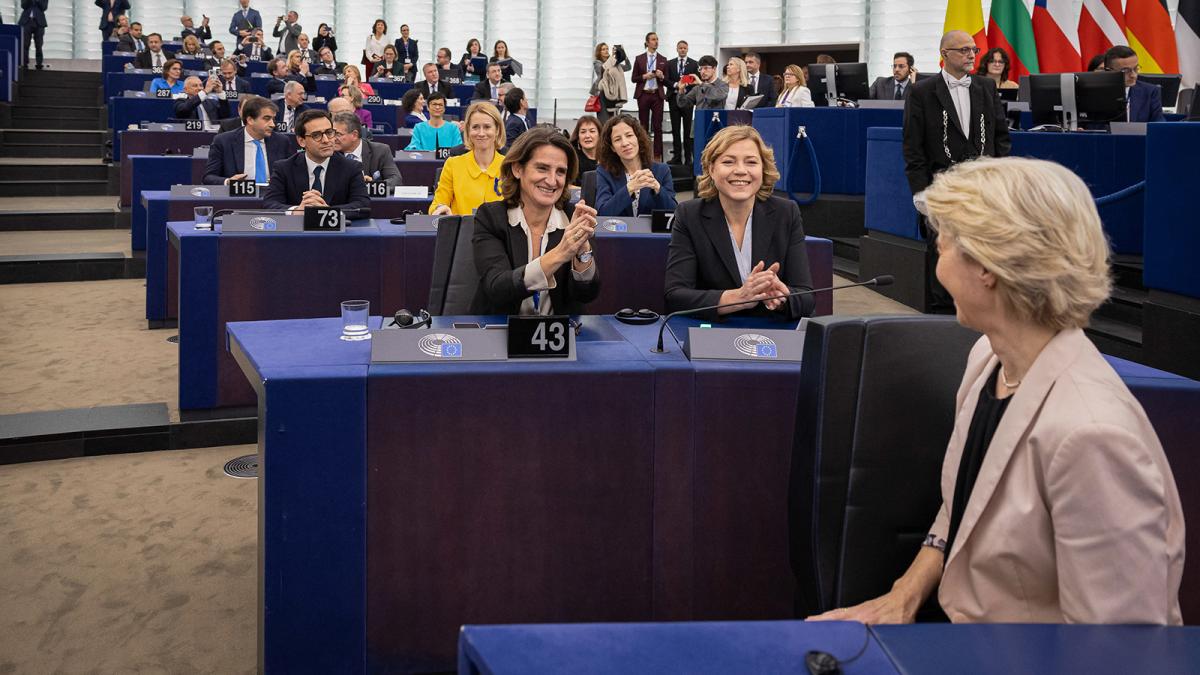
[1114, 66, 1140, 75]
[944, 46, 981, 56]
[304, 128, 337, 140]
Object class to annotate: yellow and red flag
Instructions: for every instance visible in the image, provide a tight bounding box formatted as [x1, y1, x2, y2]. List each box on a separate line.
[1125, 0, 1180, 73]
[943, 0, 988, 68]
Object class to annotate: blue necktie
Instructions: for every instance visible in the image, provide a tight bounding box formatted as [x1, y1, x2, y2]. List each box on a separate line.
[312, 165, 324, 193]
[252, 139, 267, 183]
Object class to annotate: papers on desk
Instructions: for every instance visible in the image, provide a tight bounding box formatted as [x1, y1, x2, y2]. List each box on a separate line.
[394, 186, 429, 199]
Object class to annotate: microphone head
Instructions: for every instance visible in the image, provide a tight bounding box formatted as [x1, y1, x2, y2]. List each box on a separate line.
[873, 274, 895, 287]
[395, 309, 414, 326]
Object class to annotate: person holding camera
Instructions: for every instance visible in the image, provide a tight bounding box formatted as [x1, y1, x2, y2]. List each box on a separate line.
[273, 10, 300, 54]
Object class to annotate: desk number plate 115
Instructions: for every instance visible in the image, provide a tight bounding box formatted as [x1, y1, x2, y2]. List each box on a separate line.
[507, 315, 571, 359]
[229, 179, 257, 197]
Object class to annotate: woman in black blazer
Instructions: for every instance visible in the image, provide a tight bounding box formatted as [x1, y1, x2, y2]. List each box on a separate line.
[471, 127, 601, 315]
[664, 125, 814, 320]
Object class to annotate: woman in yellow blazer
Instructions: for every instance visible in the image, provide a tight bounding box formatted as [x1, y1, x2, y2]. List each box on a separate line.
[812, 157, 1185, 625]
[429, 101, 505, 215]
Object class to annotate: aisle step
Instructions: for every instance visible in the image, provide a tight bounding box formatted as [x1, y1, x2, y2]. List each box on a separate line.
[0, 180, 110, 197]
[0, 251, 144, 284]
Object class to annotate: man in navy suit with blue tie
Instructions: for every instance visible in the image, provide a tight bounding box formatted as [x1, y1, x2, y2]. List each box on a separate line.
[203, 96, 294, 184]
[229, 0, 261, 39]
[263, 110, 371, 214]
[1105, 45, 1165, 123]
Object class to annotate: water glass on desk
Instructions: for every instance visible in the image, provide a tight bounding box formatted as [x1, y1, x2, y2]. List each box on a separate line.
[194, 206, 214, 230]
[341, 300, 371, 341]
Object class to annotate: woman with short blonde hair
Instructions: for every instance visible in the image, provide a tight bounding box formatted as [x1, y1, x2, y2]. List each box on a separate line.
[664, 125, 814, 319]
[429, 101, 507, 215]
[811, 156, 1185, 626]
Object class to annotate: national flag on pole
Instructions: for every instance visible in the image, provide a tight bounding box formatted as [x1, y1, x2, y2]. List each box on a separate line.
[943, 0, 988, 69]
[1179, 0, 1200, 89]
[1126, 0, 1180, 73]
[1079, 0, 1127, 69]
[988, 0, 1040, 79]
[1033, 0, 1082, 73]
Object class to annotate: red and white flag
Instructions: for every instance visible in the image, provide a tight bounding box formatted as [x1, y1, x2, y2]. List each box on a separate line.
[1078, 0, 1128, 69]
[1033, 0, 1082, 73]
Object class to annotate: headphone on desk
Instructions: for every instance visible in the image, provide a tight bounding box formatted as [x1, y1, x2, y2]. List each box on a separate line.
[391, 308, 432, 329]
[614, 308, 660, 325]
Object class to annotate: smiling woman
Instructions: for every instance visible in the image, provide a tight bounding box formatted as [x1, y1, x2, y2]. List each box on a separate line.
[663, 125, 814, 320]
[593, 114, 676, 217]
[469, 127, 601, 315]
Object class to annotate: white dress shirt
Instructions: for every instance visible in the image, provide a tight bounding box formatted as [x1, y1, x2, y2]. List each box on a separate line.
[509, 207, 596, 315]
[363, 34, 388, 61]
[942, 70, 972, 137]
[728, 213, 753, 283]
[344, 141, 363, 164]
[304, 155, 331, 191]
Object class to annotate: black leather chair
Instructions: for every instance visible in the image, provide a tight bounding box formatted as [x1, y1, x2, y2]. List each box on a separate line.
[426, 215, 479, 315]
[581, 170, 597, 208]
[788, 315, 980, 618]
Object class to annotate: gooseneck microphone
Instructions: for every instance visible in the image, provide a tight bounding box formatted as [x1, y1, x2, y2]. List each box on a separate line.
[653, 275, 894, 353]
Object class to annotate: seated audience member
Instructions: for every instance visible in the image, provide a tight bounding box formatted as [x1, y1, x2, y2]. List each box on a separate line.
[776, 64, 814, 107]
[416, 62, 453, 99]
[344, 86, 374, 129]
[149, 59, 186, 94]
[264, 110, 372, 214]
[116, 21, 145, 53]
[239, 28, 272, 61]
[976, 48, 1019, 90]
[214, 57, 250, 95]
[815, 53, 835, 64]
[473, 62, 505, 102]
[278, 81, 309, 132]
[178, 34, 204, 58]
[374, 44, 403, 78]
[339, 64, 376, 96]
[471, 127, 600, 314]
[112, 15, 133, 40]
[180, 14, 211, 43]
[435, 48, 462, 80]
[676, 55, 726, 110]
[135, 33, 174, 69]
[313, 23, 337, 57]
[664, 125, 814, 320]
[201, 40, 228, 70]
[869, 51, 916, 100]
[173, 75, 224, 121]
[265, 54, 315, 96]
[570, 115, 601, 176]
[203, 95, 295, 184]
[407, 92, 463, 150]
[314, 47, 342, 74]
[400, 89, 428, 127]
[810, 157, 1184, 625]
[490, 39, 516, 82]
[503, 87, 531, 149]
[430, 101, 506, 215]
[295, 33, 316, 63]
[593, 114, 676, 217]
[217, 95, 247, 131]
[332, 111, 402, 190]
[1105, 45, 1165, 123]
[1086, 53, 1106, 72]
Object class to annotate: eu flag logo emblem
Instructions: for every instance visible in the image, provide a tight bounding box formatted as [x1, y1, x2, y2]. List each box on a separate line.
[755, 344, 777, 358]
[442, 343, 462, 357]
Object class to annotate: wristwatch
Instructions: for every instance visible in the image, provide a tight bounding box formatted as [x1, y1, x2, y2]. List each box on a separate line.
[576, 249, 593, 264]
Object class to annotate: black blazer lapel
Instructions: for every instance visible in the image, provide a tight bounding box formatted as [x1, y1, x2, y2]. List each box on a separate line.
[934, 76, 967, 140]
[968, 81, 990, 152]
[750, 199, 776, 264]
[233, 129, 246, 175]
[700, 199, 742, 286]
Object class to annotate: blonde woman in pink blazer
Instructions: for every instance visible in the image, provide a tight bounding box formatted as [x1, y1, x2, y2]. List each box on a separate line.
[812, 157, 1185, 625]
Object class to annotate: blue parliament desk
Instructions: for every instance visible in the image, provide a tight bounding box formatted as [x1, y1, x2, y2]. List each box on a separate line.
[173, 218, 833, 409]
[143, 192, 432, 324]
[227, 313, 835, 672]
[864, 127, 1148, 254]
[459, 621, 895, 675]
[130, 156, 194, 250]
[873, 624, 1200, 675]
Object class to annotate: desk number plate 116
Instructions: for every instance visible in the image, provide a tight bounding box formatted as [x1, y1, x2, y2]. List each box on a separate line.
[507, 315, 571, 359]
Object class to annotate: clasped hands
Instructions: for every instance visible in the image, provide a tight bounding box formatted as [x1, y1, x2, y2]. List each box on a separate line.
[725, 261, 790, 313]
[554, 201, 597, 271]
[287, 189, 327, 214]
[626, 169, 660, 196]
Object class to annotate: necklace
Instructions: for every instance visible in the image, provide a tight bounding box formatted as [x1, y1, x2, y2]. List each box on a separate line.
[1000, 365, 1022, 389]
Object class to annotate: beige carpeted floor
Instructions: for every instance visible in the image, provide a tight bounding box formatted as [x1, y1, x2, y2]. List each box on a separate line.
[0, 279, 180, 419]
[0, 445, 257, 674]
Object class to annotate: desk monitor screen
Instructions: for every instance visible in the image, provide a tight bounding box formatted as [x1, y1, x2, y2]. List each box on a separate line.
[806, 63, 869, 106]
[998, 87, 1019, 102]
[1029, 71, 1125, 129]
[1137, 73, 1182, 107]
